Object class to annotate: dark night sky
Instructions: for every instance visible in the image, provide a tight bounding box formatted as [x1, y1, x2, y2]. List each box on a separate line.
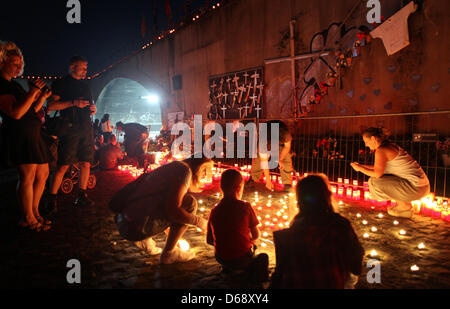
[0, 0, 209, 76]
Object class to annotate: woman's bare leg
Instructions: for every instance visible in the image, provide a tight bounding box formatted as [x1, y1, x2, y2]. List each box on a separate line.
[32, 163, 49, 218]
[17, 164, 38, 225]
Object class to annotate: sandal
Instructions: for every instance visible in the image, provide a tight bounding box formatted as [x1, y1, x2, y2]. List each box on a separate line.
[35, 216, 52, 226]
[18, 220, 51, 232]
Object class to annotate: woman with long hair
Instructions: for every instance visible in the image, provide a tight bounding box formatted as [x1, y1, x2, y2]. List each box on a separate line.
[351, 127, 430, 218]
[271, 174, 364, 289]
[100, 113, 113, 141]
[0, 41, 53, 231]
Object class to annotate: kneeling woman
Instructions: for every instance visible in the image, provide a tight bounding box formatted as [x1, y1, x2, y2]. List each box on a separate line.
[113, 157, 212, 264]
[351, 128, 430, 218]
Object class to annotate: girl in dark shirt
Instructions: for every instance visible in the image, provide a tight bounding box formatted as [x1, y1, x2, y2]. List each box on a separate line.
[0, 42, 52, 232]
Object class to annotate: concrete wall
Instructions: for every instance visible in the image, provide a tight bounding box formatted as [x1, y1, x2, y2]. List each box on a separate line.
[91, 0, 449, 135]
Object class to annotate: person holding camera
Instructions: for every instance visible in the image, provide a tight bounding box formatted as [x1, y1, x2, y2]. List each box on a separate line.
[0, 41, 52, 232]
[46, 56, 97, 213]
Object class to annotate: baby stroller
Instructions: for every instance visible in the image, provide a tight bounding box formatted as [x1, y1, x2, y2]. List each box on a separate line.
[60, 161, 99, 194]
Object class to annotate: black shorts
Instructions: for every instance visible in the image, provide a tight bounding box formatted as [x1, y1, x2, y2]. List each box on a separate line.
[57, 125, 94, 166]
[115, 194, 198, 241]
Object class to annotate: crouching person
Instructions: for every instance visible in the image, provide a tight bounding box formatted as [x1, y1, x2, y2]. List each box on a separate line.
[112, 157, 212, 264]
[207, 169, 269, 283]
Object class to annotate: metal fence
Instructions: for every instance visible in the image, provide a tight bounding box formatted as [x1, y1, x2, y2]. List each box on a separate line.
[207, 111, 450, 198]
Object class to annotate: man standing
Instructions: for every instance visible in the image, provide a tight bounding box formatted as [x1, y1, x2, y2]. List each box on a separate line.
[46, 56, 96, 212]
[115, 121, 149, 158]
[248, 120, 294, 192]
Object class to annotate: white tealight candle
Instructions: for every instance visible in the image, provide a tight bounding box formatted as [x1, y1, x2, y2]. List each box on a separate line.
[393, 220, 399, 225]
[363, 233, 370, 238]
[418, 243, 425, 249]
[356, 213, 362, 218]
[399, 229, 406, 235]
[199, 200, 203, 204]
[378, 213, 384, 218]
[200, 207, 205, 212]
[370, 250, 378, 257]
[262, 232, 269, 237]
[371, 226, 378, 232]
[410, 265, 419, 271]
[362, 220, 368, 225]
[261, 242, 267, 248]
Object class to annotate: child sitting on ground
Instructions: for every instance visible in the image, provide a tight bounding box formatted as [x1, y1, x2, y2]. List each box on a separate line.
[270, 174, 364, 289]
[207, 169, 269, 282]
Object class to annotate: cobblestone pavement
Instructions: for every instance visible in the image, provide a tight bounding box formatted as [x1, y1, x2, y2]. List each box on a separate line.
[0, 169, 449, 289]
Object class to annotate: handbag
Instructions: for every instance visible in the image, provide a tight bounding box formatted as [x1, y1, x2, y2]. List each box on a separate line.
[45, 111, 72, 137]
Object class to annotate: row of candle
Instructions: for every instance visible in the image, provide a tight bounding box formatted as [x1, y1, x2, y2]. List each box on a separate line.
[120, 161, 449, 223]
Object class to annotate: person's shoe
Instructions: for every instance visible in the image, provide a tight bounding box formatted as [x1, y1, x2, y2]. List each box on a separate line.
[387, 206, 413, 219]
[74, 191, 95, 207]
[159, 247, 195, 264]
[134, 238, 162, 256]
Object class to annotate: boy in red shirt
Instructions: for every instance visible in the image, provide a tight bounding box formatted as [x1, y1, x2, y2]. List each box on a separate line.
[207, 169, 269, 282]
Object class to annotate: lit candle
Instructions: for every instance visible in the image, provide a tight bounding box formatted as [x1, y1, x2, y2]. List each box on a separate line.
[370, 250, 378, 257]
[363, 233, 370, 238]
[393, 220, 399, 225]
[364, 191, 370, 201]
[410, 265, 419, 272]
[346, 188, 353, 198]
[344, 179, 350, 185]
[371, 226, 378, 232]
[352, 190, 360, 200]
[418, 242, 425, 249]
[262, 232, 269, 237]
[378, 213, 384, 219]
[261, 242, 267, 248]
[362, 220, 368, 225]
[353, 180, 358, 187]
[356, 213, 362, 218]
[338, 178, 343, 184]
[331, 185, 337, 195]
[399, 229, 406, 235]
[178, 239, 190, 251]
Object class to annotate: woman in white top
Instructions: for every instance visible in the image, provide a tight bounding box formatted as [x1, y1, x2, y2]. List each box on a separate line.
[100, 113, 113, 141]
[351, 127, 430, 218]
